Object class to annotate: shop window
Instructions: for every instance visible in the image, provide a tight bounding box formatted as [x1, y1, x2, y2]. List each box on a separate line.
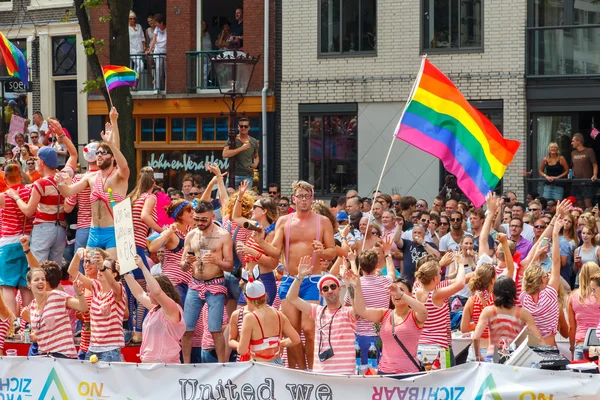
[216, 118, 228, 141]
[140, 118, 166, 142]
[172, 118, 198, 141]
[319, 0, 377, 56]
[422, 0, 483, 52]
[52, 36, 77, 76]
[299, 104, 358, 195]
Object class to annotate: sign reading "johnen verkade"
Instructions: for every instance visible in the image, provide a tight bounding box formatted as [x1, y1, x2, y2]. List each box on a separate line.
[147, 152, 230, 172]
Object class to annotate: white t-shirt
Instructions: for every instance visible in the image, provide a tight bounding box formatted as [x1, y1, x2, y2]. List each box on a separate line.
[153, 27, 167, 54]
[129, 24, 145, 54]
[439, 232, 461, 252]
[27, 121, 48, 144]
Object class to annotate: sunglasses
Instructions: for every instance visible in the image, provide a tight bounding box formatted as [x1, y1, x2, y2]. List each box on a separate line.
[278, 203, 289, 207]
[26, 162, 35, 165]
[253, 205, 264, 210]
[534, 225, 546, 229]
[421, 218, 430, 223]
[450, 218, 462, 222]
[529, 208, 539, 211]
[238, 125, 250, 129]
[194, 217, 210, 222]
[189, 192, 201, 196]
[268, 191, 278, 195]
[371, 231, 381, 236]
[416, 204, 426, 208]
[440, 222, 449, 226]
[510, 225, 522, 229]
[96, 149, 110, 156]
[391, 201, 400, 206]
[30, 136, 38, 139]
[321, 284, 338, 293]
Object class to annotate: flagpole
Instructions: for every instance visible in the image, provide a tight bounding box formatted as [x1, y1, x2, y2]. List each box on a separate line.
[361, 55, 428, 251]
[102, 68, 114, 109]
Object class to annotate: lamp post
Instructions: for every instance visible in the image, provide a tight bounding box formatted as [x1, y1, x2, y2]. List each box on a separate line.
[209, 50, 260, 188]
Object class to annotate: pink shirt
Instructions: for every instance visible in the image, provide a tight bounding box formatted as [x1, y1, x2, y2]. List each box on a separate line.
[569, 291, 600, 343]
[378, 310, 422, 374]
[310, 304, 357, 375]
[140, 304, 186, 363]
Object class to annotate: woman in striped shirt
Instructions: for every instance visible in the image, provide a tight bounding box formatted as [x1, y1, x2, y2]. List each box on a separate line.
[127, 166, 163, 342]
[473, 275, 541, 360]
[72, 254, 127, 362]
[567, 261, 600, 360]
[26, 268, 87, 358]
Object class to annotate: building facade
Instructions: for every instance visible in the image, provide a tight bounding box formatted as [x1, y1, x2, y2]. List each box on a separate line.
[279, 0, 528, 199]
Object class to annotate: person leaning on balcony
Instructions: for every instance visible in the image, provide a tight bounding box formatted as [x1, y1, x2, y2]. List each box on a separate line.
[216, 20, 233, 50]
[539, 142, 569, 201]
[146, 13, 167, 91]
[129, 11, 146, 76]
[571, 132, 598, 209]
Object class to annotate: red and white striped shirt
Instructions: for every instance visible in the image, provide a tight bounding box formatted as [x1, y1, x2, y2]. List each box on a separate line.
[78, 292, 93, 353]
[65, 173, 93, 229]
[33, 176, 66, 225]
[0, 315, 9, 351]
[519, 285, 559, 339]
[223, 216, 251, 245]
[2, 184, 33, 236]
[310, 304, 357, 375]
[29, 290, 77, 358]
[344, 274, 392, 336]
[418, 280, 451, 348]
[472, 290, 494, 339]
[132, 192, 157, 248]
[162, 228, 191, 286]
[89, 279, 126, 349]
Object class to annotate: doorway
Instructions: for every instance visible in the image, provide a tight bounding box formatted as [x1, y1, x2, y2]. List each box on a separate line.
[55, 80, 78, 147]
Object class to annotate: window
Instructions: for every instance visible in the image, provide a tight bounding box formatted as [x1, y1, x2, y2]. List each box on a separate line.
[28, 0, 73, 11]
[52, 36, 77, 76]
[422, 0, 483, 51]
[319, 0, 376, 56]
[299, 104, 358, 195]
[0, 0, 12, 11]
[171, 118, 198, 141]
[140, 118, 166, 142]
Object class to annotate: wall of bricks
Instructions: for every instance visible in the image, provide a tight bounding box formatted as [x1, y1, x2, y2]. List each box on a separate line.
[279, 0, 528, 199]
[243, 0, 275, 92]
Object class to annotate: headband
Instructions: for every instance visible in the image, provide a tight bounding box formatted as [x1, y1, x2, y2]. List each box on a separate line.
[170, 201, 189, 219]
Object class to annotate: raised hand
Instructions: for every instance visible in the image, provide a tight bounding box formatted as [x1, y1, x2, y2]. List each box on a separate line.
[388, 283, 402, 299]
[48, 118, 63, 136]
[553, 218, 565, 235]
[134, 255, 145, 268]
[556, 198, 571, 217]
[344, 270, 360, 287]
[347, 249, 357, 263]
[440, 251, 455, 266]
[381, 235, 394, 255]
[73, 279, 84, 293]
[486, 192, 500, 215]
[75, 247, 86, 259]
[19, 235, 30, 249]
[496, 232, 508, 244]
[238, 180, 248, 196]
[297, 255, 313, 278]
[207, 162, 223, 177]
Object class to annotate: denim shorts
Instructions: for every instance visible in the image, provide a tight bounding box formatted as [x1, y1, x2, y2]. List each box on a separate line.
[85, 348, 123, 362]
[278, 275, 321, 301]
[201, 348, 218, 363]
[574, 344, 585, 361]
[184, 280, 227, 332]
[87, 226, 117, 250]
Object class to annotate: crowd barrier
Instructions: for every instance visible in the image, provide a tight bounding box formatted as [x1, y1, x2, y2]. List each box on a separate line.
[0, 357, 599, 400]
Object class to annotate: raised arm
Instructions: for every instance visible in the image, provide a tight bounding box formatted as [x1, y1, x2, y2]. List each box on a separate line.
[101, 108, 130, 182]
[434, 262, 466, 302]
[286, 255, 313, 315]
[149, 224, 175, 253]
[138, 255, 181, 321]
[100, 259, 123, 300]
[497, 233, 514, 279]
[65, 280, 88, 312]
[68, 248, 92, 290]
[232, 181, 253, 227]
[56, 172, 91, 198]
[548, 218, 564, 291]
[141, 194, 163, 233]
[48, 119, 78, 172]
[480, 192, 500, 257]
[19, 235, 40, 269]
[346, 272, 386, 322]
[205, 163, 229, 207]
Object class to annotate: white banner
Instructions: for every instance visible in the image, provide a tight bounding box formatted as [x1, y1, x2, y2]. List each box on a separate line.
[0, 358, 599, 400]
[112, 198, 137, 274]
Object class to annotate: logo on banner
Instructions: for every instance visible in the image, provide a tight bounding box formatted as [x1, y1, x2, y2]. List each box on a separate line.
[39, 368, 68, 400]
[474, 374, 502, 400]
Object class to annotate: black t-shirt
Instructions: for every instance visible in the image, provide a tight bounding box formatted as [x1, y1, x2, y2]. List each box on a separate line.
[473, 234, 494, 254]
[401, 241, 438, 285]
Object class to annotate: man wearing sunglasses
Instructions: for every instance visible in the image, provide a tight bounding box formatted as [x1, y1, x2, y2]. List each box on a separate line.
[439, 211, 465, 253]
[222, 117, 259, 188]
[25, 158, 41, 183]
[56, 107, 129, 259]
[267, 183, 280, 201]
[287, 260, 359, 375]
[393, 224, 439, 285]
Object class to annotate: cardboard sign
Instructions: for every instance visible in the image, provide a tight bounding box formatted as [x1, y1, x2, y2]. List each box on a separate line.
[113, 198, 138, 274]
[7, 114, 27, 146]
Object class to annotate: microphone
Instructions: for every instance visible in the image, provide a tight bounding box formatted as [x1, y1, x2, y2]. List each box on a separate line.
[243, 222, 263, 232]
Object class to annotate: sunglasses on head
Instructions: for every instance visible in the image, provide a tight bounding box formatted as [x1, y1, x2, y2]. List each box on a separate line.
[321, 284, 338, 293]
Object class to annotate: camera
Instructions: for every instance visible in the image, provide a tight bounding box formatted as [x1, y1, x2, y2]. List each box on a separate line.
[318, 348, 334, 362]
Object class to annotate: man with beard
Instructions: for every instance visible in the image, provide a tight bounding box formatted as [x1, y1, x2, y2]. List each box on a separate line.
[254, 180, 336, 370]
[56, 107, 129, 258]
[180, 200, 233, 363]
[287, 256, 358, 375]
[369, 200, 384, 228]
[439, 211, 465, 253]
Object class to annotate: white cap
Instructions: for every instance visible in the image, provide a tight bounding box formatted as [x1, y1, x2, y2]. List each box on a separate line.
[83, 142, 98, 163]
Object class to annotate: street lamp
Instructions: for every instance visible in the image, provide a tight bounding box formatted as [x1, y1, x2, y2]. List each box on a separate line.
[209, 50, 260, 188]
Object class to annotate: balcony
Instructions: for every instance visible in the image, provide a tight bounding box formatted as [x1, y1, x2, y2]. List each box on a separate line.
[185, 50, 225, 92]
[527, 25, 600, 77]
[130, 53, 166, 92]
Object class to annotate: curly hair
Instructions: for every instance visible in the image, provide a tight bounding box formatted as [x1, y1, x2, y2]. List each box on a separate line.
[221, 191, 255, 219]
[469, 263, 496, 292]
[522, 263, 545, 295]
[415, 260, 440, 285]
[311, 201, 337, 230]
[358, 249, 379, 274]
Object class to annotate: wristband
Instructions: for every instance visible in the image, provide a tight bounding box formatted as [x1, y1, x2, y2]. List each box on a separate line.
[24, 249, 30, 254]
[295, 275, 304, 282]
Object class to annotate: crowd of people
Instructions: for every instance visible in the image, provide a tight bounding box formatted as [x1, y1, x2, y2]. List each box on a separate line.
[1, 109, 600, 376]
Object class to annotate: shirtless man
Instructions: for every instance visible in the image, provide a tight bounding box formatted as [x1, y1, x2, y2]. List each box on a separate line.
[180, 200, 233, 363]
[55, 107, 129, 258]
[254, 180, 336, 370]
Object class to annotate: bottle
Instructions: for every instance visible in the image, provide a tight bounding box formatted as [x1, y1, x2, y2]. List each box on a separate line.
[367, 342, 378, 369]
[569, 169, 573, 179]
[23, 327, 30, 344]
[416, 350, 423, 363]
[355, 341, 362, 374]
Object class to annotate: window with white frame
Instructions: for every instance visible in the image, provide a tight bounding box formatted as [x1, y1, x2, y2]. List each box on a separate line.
[28, 0, 73, 11]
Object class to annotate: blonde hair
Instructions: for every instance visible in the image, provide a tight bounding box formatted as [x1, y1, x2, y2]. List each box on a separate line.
[415, 260, 440, 285]
[577, 262, 600, 304]
[469, 264, 496, 292]
[547, 142, 561, 157]
[522, 263, 544, 295]
[292, 180, 314, 196]
[222, 191, 255, 219]
[497, 240, 516, 262]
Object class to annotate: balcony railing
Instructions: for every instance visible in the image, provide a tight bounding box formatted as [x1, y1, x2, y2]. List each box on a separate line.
[185, 50, 225, 91]
[527, 25, 600, 77]
[130, 53, 166, 92]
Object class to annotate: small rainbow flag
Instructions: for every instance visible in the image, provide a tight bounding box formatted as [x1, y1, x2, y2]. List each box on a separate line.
[395, 58, 520, 207]
[102, 65, 137, 91]
[0, 32, 28, 85]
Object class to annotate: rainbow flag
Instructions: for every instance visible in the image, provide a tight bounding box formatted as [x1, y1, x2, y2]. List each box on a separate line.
[0, 32, 28, 85]
[395, 58, 520, 207]
[102, 65, 137, 91]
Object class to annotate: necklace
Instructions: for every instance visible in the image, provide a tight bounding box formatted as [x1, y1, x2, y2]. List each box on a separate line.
[101, 166, 116, 193]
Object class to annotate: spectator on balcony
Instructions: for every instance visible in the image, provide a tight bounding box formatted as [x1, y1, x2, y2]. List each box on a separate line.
[129, 11, 146, 76]
[571, 133, 598, 209]
[216, 20, 233, 50]
[231, 8, 243, 48]
[201, 20, 213, 88]
[539, 142, 569, 201]
[147, 13, 167, 92]
[146, 14, 156, 45]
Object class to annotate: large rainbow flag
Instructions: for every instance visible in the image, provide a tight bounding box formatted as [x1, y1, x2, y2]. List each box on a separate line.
[395, 58, 520, 207]
[0, 32, 28, 85]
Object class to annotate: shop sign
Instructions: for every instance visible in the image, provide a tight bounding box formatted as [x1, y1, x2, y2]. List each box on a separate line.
[147, 152, 229, 172]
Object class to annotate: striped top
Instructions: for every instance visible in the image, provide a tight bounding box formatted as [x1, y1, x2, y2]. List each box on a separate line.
[310, 304, 357, 375]
[132, 192, 157, 248]
[472, 290, 494, 339]
[32, 166, 73, 225]
[223, 216, 252, 245]
[29, 290, 77, 358]
[378, 310, 423, 374]
[418, 280, 451, 348]
[487, 307, 524, 350]
[344, 274, 392, 336]
[2, 184, 33, 236]
[569, 291, 600, 343]
[78, 293, 93, 353]
[519, 285, 559, 339]
[89, 279, 126, 348]
[65, 173, 93, 229]
[0, 315, 9, 350]
[162, 228, 192, 286]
